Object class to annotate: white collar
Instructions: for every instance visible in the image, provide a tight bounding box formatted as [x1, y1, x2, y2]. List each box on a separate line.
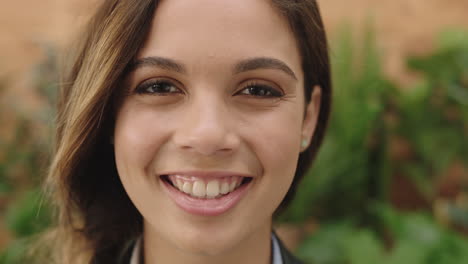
[271, 232, 284, 264]
[129, 238, 141, 264]
[130, 233, 283, 264]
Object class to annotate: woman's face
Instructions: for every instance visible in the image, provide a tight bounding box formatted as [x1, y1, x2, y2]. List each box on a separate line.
[114, 0, 319, 256]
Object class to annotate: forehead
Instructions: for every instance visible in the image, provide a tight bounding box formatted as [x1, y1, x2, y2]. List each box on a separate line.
[138, 0, 302, 78]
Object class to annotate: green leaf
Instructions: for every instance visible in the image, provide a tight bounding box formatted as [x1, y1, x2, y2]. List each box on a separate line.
[5, 189, 52, 238]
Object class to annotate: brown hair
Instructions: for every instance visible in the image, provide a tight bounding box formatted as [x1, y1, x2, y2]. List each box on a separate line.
[271, 0, 331, 212]
[43, 0, 330, 263]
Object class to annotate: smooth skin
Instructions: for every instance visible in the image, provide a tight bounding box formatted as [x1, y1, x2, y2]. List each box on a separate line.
[114, 0, 321, 263]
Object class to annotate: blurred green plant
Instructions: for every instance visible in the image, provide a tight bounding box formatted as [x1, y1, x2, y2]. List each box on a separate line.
[280, 27, 468, 264]
[280, 23, 396, 224]
[0, 47, 57, 264]
[297, 205, 468, 264]
[0, 190, 51, 264]
[395, 29, 468, 201]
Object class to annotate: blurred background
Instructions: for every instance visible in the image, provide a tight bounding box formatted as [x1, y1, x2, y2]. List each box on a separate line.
[1, 0, 467, 263]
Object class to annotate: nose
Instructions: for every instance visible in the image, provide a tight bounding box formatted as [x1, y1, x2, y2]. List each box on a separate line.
[172, 95, 240, 156]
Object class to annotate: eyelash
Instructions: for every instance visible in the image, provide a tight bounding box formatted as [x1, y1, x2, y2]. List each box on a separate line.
[238, 81, 284, 98]
[134, 79, 284, 98]
[135, 78, 182, 95]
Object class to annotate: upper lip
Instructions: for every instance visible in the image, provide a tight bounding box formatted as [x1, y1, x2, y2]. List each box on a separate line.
[159, 170, 254, 179]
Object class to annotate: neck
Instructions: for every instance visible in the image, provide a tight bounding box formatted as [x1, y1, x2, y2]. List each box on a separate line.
[142, 221, 272, 264]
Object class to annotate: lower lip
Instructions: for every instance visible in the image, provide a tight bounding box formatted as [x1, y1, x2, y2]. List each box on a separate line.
[160, 177, 252, 216]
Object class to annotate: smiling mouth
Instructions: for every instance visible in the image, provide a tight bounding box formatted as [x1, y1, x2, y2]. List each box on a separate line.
[161, 175, 253, 199]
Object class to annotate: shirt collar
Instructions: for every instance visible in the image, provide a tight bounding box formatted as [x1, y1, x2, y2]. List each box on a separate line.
[271, 232, 284, 264]
[130, 233, 284, 264]
[129, 238, 141, 264]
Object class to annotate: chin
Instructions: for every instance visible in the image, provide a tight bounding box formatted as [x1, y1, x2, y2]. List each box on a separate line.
[173, 229, 242, 256]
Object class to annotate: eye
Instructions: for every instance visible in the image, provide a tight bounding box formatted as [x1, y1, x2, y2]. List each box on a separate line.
[237, 82, 284, 98]
[135, 78, 182, 95]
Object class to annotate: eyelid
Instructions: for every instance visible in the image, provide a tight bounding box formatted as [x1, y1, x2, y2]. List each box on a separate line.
[236, 79, 285, 97]
[134, 77, 185, 94]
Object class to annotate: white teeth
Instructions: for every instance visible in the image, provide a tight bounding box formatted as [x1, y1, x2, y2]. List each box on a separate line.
[206, 181, 220, 198]
[220, 182, 230, 194]
[182, 182, 192, 193]
[229, 180, 237, 191]
[176, 179, 183, 189]
[237, 178, 243, 188]
[168, 175, 250, 199]
[192, 181, 206, 198]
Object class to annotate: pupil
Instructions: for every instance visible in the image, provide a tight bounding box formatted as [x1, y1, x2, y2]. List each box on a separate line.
[153, 83, 168, 92]
[250, 86, 266, 96]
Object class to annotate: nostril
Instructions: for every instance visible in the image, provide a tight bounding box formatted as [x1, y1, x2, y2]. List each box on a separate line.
[172, 122, 240, 156]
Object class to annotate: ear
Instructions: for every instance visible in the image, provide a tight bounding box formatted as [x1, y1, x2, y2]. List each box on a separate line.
[301, 85, 322, 152]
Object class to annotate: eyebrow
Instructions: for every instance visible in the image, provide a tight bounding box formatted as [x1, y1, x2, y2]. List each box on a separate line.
[233, 57, 297, 80]
[129, 56, 297, 80]
[129, 56, 186, 74]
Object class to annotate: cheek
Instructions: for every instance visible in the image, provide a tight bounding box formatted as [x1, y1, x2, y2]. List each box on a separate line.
[262, 127, 300, 175]
[243, 106, 303, 194]
[113, 103, 169, 181]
